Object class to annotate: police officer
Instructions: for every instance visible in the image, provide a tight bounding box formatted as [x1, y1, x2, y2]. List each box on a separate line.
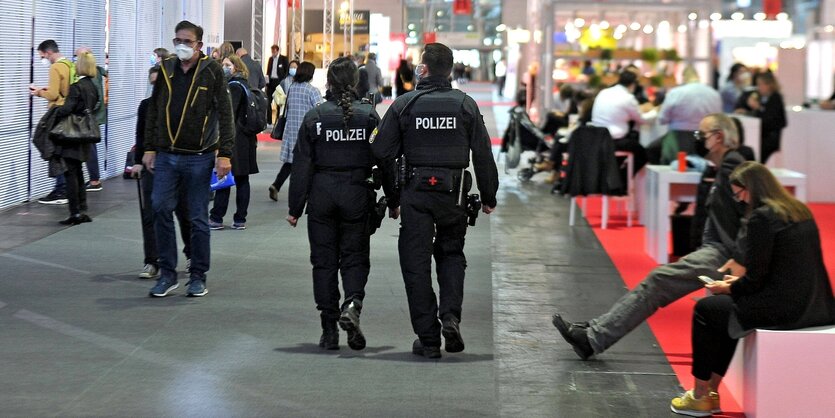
[370, 43, 498, 358]
[287, 57, 381, 351]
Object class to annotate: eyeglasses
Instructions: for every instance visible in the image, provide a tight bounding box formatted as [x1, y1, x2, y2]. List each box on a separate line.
[732, 187, 745, 202]
[173, 38, 198, 47]
[694, 129, 720, 141]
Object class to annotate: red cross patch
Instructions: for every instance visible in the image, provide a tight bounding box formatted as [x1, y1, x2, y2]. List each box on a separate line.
[428, 176, 438, 186]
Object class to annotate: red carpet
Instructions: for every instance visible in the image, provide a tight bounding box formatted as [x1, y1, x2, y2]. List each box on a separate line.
[581, 198, 835, 417]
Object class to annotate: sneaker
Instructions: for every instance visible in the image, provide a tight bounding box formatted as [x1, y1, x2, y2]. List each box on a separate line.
[186, 279, 208, 297]
[338, 301, 366, 350]
[442, 314, 465, 353]
[138, 264, 160, 279]
[149, 277, 178, 297]
[85, 181, 103, 192]
[552, 313, 594, 360]
[209, 220, 224, 230]
[412, 339, 441, 359]
[38, 191, 68, 205]
[231, 222, 246, 230]
[268, 185, 279, 202]
[709, 391, 721, 414]
[670, 390, 713, 417]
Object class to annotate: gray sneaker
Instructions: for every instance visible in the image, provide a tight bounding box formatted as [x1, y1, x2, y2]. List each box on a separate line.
[209, 220, 224, 230]
[149, 277, 178, 297]
[138, 264, 160, 279]
[231, 222, 246, 230]
[186, 279, 208, 297]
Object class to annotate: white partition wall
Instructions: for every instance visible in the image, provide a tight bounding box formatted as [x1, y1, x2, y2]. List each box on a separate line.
[0, 0, 224, 211]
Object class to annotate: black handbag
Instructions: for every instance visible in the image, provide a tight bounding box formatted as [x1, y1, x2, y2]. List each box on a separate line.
[50, 109, 101, 144]
[271, 84, 290, 140]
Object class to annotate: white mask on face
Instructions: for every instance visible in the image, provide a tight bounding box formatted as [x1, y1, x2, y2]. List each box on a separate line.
[175, 43, 195, 61]
[41, 58, 50, 67]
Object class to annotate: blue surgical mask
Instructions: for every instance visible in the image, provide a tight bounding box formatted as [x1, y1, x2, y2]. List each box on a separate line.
[414, 64, 426, 84]
[289, 68, 297, 77]
[223, 66, 232, 77]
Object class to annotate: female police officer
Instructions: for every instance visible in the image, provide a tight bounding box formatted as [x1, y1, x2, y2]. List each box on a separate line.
[286, 57, 381, 351]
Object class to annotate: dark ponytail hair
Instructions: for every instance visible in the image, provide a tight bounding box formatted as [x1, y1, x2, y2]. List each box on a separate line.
[327, 57, 359, 129]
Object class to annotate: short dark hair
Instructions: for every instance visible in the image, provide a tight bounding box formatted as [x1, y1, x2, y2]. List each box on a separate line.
[271, 44, 279, 51]
[294, 61, 315, 83]
[617, 70, 637, 87]
[37, 39, 59, 53]
[422, 43, 454, 77]
[175, 20, 203, 41]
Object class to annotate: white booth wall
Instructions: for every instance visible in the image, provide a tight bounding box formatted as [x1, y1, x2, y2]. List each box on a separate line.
[0, 0, 225, 211]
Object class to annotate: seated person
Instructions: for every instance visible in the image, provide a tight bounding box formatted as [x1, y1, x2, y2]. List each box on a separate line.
[535, 94, 596, 184]
[589, 70, 653, 174]
[540, 84, 578, 136]
[647, 66, 722, 165]
[553, 114, 747, 361]
[670, 161, 835, 417]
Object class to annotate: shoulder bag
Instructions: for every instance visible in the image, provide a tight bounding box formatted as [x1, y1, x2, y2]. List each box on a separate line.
[49, 108, 101, 144]
[271, 83, 291, 140]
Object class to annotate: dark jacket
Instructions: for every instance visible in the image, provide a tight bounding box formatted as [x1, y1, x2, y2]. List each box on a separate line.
[240, 54, 266, 90]
[559, 125, 623, 197]
[134, 97, 151, 165]
[735, 90, 787, 134]
[144, 54, 235, 158]
[266, 54, 290, 81]
[33, 107, 64, 177]
[731, 206, 835, 330]
[53, 77, 98, 162]
[227, 76, 259, 176]
[370, 75, 499, 208]
[395, 60, 414, 95]
[692, 149, 747, 255]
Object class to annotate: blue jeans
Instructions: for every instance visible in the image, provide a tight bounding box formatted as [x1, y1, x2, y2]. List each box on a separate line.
[151, 152, 214, 281]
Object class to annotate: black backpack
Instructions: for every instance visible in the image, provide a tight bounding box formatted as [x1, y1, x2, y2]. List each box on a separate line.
[230, 81, 268, 135]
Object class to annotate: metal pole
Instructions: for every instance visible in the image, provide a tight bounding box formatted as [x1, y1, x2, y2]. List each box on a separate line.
[541, 0, 554, 113]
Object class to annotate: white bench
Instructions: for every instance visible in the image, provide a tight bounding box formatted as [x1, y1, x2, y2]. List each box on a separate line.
[723, 325, 835, 418]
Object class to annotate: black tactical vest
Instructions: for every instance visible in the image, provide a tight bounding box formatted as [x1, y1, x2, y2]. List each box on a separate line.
[401, 89, 469, 168]
[312, 101, 374, 170]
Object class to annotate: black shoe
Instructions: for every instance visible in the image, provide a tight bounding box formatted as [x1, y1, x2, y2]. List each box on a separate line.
[412, 339, 441, 359]
[319, 318, 339, 350]
[268, 185, 279, 202]
[552, 314, 594, 360]
[77, 214, 92, 223]
[58, 216, 81, 225]
[442, 314, 465, 353]
[338, 301, 366, 350]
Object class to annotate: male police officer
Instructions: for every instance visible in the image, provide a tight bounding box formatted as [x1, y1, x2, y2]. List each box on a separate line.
[370, 43, 498, 358]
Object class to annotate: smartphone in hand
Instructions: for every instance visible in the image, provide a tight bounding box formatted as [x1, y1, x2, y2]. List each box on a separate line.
[698, 275, 716, 285]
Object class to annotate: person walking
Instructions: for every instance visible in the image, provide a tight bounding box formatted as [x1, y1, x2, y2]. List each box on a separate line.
[142, 20, 236, 298]
[286, 57, 381, 351]
[266, 44, 290, 124]
[236, 47, 267, 91]
[370, 43, 499, 358]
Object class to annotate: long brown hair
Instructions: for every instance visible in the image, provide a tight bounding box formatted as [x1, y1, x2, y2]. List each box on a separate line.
[730, 161, 812, 222]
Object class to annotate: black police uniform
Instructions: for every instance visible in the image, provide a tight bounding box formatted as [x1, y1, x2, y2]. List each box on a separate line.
[288, 94, 381, 332]
[370, 75, 498, 349]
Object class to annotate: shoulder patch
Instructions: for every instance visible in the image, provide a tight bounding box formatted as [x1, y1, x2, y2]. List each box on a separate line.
[369, 127, 378, 144]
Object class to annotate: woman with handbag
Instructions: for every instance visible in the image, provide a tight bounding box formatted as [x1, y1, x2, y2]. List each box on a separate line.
[268, 61, 321, 201]
[51, 51, 99, 225]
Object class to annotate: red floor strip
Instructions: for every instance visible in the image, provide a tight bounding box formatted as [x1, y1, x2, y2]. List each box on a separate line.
[582, 198, 835, 417]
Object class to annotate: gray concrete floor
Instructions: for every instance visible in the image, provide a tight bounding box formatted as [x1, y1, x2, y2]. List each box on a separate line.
[0, 83, 683, 417]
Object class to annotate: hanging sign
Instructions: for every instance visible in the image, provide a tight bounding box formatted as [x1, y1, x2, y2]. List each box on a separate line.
[453, 0, 472, 15]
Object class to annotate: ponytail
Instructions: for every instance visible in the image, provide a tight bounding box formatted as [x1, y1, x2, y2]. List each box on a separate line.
[338, 90, 354, 129]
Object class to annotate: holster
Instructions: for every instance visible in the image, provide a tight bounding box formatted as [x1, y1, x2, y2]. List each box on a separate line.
[366, 194, 387, 235]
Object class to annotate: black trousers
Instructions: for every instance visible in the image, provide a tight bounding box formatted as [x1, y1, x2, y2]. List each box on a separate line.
[399, 181, 468, 347]
[266, 78, 281, 124]
[64, 158, 87, 216]
[692, 295, 740, 381]
[272, 163, 292, 191]
[210, 175, 251, 224]
[307, 172, 372, 321]
[614, 131, 648, 176]
[760, 130, 782, 164]
[140, 171, 191, 266]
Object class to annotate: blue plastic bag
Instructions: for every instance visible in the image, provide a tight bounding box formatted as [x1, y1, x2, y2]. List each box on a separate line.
[210, 171, 236, 191]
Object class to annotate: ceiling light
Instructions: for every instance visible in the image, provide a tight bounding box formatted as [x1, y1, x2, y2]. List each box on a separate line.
[630, 21, 641, 31]
[574, 18, 586, 28]
[753, 12, 766, 21]
[710, 13, 722, 21]
[643, 24, 654, 34]
[731, 12, 744, 21]
[688, 13, 697, 21]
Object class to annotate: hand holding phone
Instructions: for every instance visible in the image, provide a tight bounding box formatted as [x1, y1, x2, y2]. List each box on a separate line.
[698, 275, 716, 285]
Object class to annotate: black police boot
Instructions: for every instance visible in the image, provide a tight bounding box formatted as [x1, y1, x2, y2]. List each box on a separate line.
[319, 316, 339, 350]
[338, 300, 366, 350]
[411, 339, 441, 359]
[552, 313, 594, 360]
[441, 314, 465, 353]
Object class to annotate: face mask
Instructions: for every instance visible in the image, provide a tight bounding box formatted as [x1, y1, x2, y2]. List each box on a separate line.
[414, 64, 426, 84]
[41, 58, 50, 67]
[289, 68, 297, 77]
[150, 53, 159, 67]
[175, 43, 195, 61]
[223, 67, 232, 77]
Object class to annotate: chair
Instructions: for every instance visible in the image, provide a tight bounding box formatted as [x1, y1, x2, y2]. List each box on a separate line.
[561, 125, 631, 229]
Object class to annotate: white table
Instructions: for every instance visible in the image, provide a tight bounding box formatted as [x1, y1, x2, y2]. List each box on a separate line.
[640, 165, 807, 264]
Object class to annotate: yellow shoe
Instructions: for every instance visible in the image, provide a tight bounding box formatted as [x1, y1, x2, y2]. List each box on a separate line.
[670, 390, 713, 417]
[709, 391, 721, 414]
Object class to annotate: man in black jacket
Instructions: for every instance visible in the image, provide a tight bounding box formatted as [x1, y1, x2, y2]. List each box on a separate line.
[236, 47, 266, 91]
[370, 43, 499, 358]
[553, 114, 748, 365]
[142, 20, 235, 298]
[265, 44, 289, 124]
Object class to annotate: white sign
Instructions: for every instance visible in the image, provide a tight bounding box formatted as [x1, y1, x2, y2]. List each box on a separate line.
[436, 32, 483, 48]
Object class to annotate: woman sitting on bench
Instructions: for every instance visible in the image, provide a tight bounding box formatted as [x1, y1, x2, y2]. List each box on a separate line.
[671, 161, 835, 417]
